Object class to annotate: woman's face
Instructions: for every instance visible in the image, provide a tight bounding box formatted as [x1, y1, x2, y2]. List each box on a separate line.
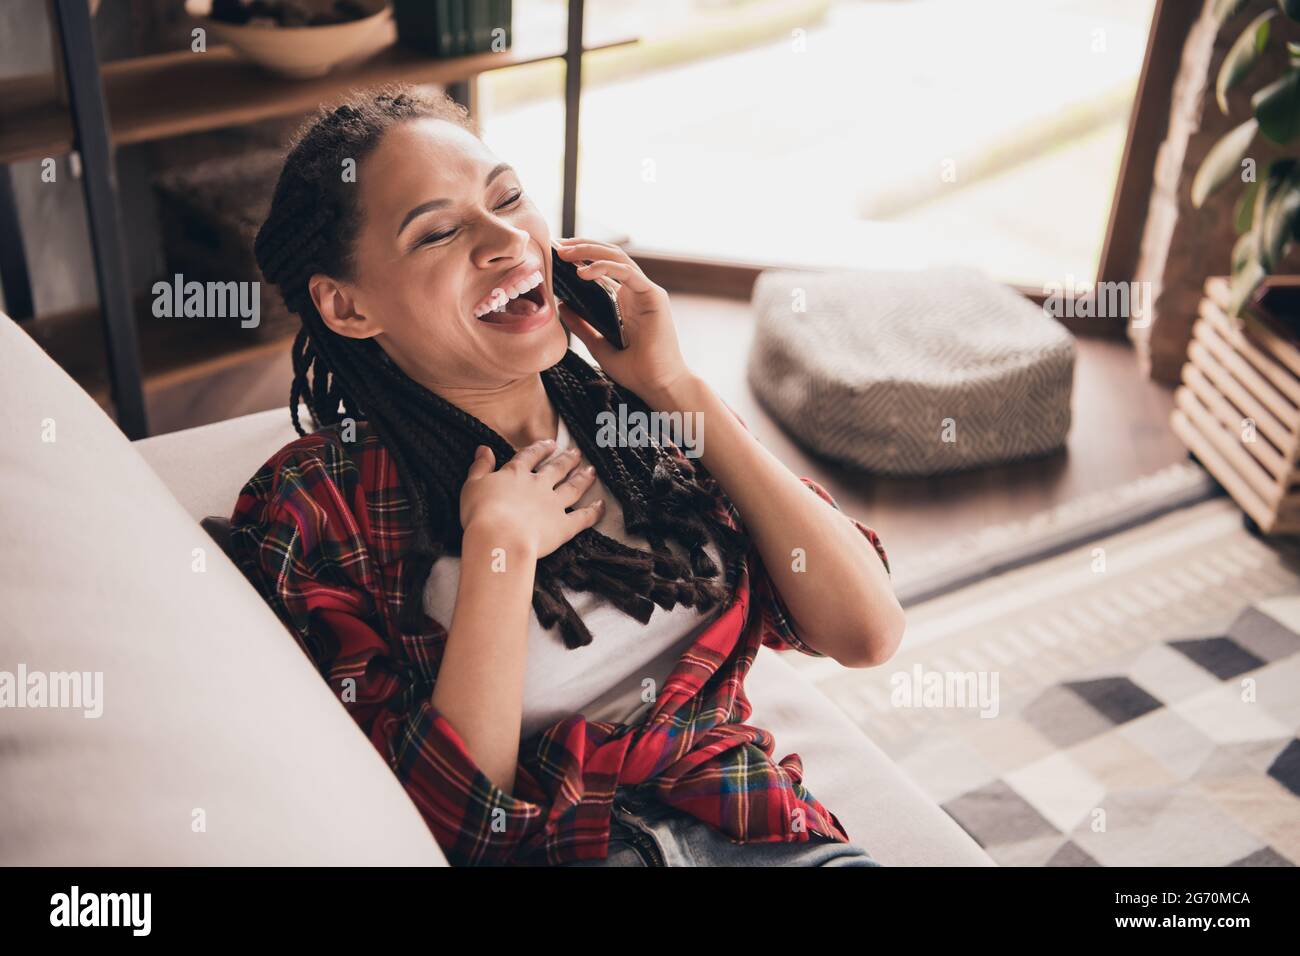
[311, 116, 568, 387]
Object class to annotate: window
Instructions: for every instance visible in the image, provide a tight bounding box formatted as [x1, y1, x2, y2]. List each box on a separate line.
[481, 0, 1158, 287]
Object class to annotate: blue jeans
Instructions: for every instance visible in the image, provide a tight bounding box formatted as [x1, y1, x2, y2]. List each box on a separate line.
[561, 786, 882, 867]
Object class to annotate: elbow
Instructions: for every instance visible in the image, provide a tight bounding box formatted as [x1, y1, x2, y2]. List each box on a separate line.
[836, 603, 906, 668]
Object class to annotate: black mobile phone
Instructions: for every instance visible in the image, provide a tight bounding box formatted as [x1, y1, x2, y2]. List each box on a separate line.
[550, 238, 627, 350]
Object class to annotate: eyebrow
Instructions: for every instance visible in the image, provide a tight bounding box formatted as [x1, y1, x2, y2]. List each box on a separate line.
[396, 162, 515, 238]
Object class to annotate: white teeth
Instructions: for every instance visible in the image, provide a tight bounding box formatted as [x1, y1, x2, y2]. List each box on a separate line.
[473, 270, 544, 317]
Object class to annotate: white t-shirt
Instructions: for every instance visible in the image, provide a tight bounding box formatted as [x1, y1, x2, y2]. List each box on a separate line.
[422, 416, 726, 742]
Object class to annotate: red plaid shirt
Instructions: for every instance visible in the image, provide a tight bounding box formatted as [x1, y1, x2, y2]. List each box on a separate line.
[228, 408, 890, 866]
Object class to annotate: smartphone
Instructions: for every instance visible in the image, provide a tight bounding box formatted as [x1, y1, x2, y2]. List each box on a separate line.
[550, 238, 627, 350]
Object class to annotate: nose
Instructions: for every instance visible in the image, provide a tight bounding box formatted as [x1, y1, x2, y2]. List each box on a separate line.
[472, 218, 531, 270]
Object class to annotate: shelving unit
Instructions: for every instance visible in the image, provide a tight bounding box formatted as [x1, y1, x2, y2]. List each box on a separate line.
[0, 17, 633, 163]
[3, 0, 635, 437]
[24, 297, 300, 410]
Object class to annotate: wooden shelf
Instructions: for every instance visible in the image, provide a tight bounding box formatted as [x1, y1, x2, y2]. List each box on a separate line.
[0, 32, 636, 163]
[21, 301, 297, 410]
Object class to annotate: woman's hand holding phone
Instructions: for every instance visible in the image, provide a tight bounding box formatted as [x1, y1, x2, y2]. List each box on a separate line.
[553, 237, 697, 407]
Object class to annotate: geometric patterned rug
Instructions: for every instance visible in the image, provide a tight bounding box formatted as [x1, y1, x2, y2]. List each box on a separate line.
[786, 496, 1300, 866]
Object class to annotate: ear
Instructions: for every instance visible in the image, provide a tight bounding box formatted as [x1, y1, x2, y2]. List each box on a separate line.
[309, 272, 383, 340]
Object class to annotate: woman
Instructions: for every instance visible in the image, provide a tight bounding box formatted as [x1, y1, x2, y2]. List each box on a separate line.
[229, 84, 904, 867]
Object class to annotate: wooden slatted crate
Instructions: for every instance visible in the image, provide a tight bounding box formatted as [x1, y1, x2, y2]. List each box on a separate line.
[1171, 277, 1300, 534]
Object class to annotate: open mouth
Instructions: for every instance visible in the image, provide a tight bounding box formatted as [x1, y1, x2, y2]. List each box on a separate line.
[476, 281, 548, 324]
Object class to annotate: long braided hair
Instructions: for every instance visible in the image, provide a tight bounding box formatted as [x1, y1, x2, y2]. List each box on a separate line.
[253, 84, 750, 649]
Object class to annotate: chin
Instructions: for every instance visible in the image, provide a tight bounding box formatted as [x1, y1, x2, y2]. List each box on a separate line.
[537, 324, 572, 367]
[491, 321, 568, 375]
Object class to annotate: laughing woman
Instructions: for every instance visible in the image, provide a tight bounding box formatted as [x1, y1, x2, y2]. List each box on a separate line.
[229, 84, 904, 867]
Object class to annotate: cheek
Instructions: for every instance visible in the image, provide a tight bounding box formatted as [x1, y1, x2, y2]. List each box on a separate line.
[393, 256, 470, 323]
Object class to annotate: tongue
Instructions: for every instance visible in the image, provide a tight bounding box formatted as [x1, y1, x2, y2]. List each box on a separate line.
[505, 294, 540, 316]
[481, 294, 541, 322]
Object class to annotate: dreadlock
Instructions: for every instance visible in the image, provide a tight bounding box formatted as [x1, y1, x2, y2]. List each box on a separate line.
[253, 83, 749, 649]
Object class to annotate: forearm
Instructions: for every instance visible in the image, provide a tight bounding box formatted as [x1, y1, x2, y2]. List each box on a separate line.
[646, 374, 904, 666]
[430, 521, 537, 793]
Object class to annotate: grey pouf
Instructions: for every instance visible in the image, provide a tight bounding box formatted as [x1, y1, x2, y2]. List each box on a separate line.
[746, 267, 1076, 477]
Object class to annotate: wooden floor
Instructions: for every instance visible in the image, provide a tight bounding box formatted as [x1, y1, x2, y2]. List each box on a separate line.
[144, 292, 1188, 575]
[666, 294, 1189, 575]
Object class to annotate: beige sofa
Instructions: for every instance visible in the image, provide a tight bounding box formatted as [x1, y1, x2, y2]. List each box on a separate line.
[0, 313, 992, 866]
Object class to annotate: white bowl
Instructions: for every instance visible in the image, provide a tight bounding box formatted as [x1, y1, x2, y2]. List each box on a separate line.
[184, 0, 395, 79]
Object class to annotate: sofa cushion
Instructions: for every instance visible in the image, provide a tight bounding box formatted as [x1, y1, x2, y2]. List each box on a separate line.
[0, 315, 447, 866]
[134, 403, 311, 522]
[135, 395, 993, 866]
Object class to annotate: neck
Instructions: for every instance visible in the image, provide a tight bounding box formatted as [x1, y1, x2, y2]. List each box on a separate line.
[373, 334, 560, 449]
[427, 371, 559, 450]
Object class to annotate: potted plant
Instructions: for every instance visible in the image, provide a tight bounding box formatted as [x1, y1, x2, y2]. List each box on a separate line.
[1191, 0, 1300, 321]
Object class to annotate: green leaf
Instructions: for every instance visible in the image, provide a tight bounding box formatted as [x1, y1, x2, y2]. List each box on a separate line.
[1229, 260, 1266, 317]
[1280, 0, 1300, 22]
[1235, 178, 1261, 233]
[1251, 159, 1283, 264]
[1232, 230, 1257, 276]
[1253, 70, 1300, 144]
[1191, 118, 1259, 207]
[1258, 159, 1300, 268]
[1217, 11, 1276, 114]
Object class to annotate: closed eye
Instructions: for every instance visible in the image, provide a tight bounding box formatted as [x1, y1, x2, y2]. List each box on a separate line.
[416, 190, 525, 247]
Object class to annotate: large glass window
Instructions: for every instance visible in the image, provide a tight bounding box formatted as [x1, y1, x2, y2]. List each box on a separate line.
[481, 0, 1157, 286]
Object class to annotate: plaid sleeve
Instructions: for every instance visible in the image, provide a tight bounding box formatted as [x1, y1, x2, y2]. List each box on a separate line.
[228, 442, 542, 866]
[710, 396, 891, 655]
